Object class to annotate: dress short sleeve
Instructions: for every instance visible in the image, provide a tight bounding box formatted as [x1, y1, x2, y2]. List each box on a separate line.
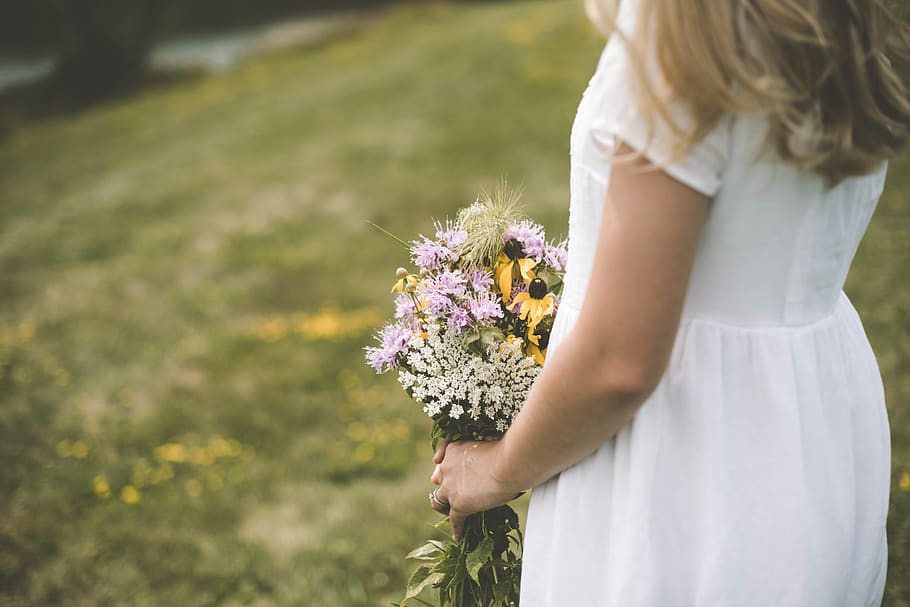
[585, 22, 730, 197]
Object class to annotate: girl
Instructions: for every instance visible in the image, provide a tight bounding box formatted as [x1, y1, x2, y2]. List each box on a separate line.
[430, 1, 910, 605]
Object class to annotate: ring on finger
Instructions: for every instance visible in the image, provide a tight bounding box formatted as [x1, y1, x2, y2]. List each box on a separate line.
[428, 488, 450, 510]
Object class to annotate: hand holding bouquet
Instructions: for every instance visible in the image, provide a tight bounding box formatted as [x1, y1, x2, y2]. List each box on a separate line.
[365, 184, 567, 607]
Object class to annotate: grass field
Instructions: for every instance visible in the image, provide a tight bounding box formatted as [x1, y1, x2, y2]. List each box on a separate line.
[0, 1, 907, 605]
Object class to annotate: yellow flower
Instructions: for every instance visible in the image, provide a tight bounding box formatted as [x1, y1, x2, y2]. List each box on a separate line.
[900, 471, 910, 492]
[391, 267, 419, 294]
[511, 278, 556, 329]
[70, 440, 89, 459]
[526, 342, 546, 365]
[495, 254, 537, 302]
[526, 326, 549, 366]
[93, 474, 111, 499]
[120, 484, 141, 504]
[153, 443, 187, 463]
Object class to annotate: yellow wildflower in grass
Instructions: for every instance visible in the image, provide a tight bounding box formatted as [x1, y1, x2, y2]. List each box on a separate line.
[154, 442, 187, 463]
[120, 485, 141, 504]
[495, 239, 537, 303]
[190, 446, 215, 466]
[56, 439, 72, 458]
[511, 278, 556, 330]
[70, 440, 89, 459]
[93, 474, 112, 499]
[208, 436, 234, 458]
[297, 309, 342, 340]
[226, 439, 244, 457]
[900, 471, 910, 492]
[296, 306, 380, 341]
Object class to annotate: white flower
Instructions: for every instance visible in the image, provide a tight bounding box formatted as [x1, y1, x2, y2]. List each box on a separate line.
[397, 321, 541, 431]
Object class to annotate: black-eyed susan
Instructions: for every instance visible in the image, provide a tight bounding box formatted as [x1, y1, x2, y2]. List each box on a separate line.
[495, 239, 537, 302]
[512, 277, 556, 329]
[391, 267, 419, 294]
[526, 326, 550, 365]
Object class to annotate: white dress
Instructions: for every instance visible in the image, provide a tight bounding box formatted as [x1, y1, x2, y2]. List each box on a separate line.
[519, 10, 892, 607]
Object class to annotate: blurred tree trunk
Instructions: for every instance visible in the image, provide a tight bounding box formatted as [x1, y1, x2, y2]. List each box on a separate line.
[52, 0, 169, 103]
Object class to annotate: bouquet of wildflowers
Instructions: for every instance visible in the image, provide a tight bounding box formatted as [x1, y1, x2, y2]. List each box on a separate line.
[365, 185, 567, 607]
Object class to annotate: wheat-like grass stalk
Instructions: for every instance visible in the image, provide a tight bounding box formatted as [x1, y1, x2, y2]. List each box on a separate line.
[457, 180, 526, 267]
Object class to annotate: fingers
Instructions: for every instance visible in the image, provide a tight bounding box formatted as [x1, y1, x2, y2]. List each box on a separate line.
[449, 509, 466, 541]
[432, 438, 451, 464]
[429, 488, 450, 515]
[430, 438, 450, 486]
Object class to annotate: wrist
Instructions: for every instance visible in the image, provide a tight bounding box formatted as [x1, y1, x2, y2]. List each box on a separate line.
[491, 434, 527, 494]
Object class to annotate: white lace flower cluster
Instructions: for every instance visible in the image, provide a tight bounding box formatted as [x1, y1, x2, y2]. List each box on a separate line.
[397, 323, 540, 433]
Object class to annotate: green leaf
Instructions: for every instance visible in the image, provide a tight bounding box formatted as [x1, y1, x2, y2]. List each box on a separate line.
[405, 565, 445, 600]
[535, 266, 563, 292]
[465, 536, 495, 584]
[493, 575, 513, 603]
[434, 517, 452, 533]
[406, 542, 445, 561]
[479, 326, 505, 347]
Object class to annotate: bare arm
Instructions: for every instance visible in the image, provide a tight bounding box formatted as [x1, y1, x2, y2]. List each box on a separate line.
[434, 144, 710, 538]
[492, 146, 710, 490]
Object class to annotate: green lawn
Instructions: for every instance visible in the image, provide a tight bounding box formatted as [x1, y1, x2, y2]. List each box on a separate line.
[0, 1, 907, 605]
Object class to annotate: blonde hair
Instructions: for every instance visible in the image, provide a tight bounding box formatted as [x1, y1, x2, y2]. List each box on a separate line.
[586, 0, 910, 186]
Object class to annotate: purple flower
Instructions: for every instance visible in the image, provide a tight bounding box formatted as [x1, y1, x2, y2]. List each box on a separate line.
[543, 240, 568, 271]
[447, 305, 472, 333]
[468, 292, 504, 323]
[417, 270, 466, 317]
[394, 293, 417, 320]
[434, 219, 467, 251]
[468, 269, 494, 293]
[420, 290, 452, 317]
[364, 322, 414, 373]
[411, 237, 457, 272]
[434, 270, 467, 296]
[503, 220, 546, 260]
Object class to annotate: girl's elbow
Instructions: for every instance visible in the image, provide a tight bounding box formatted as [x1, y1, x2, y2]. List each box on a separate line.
[594, 354, 666, 407]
